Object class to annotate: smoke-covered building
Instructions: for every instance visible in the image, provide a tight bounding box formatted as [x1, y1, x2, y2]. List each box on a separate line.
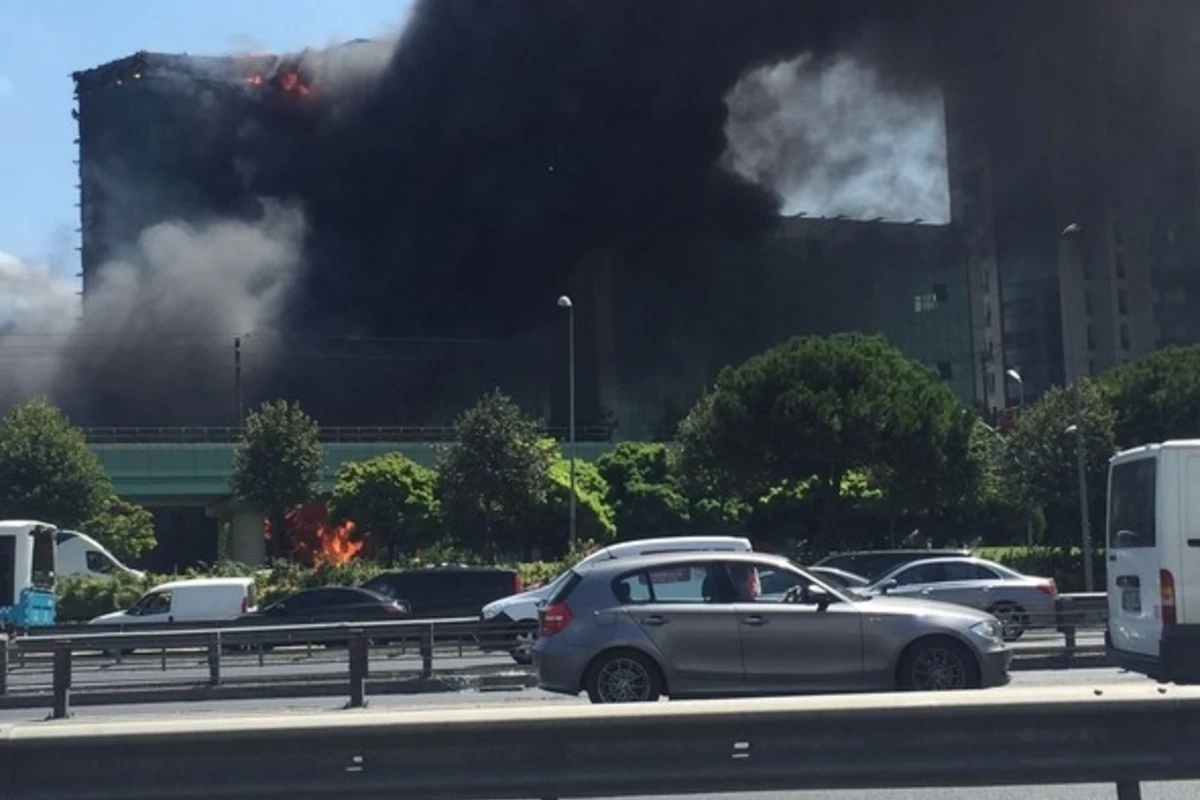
[69, 43, 980, 435]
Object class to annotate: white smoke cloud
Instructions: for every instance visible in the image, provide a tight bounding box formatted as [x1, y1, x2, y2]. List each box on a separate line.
[722, 53, 950, 224]
[0, 252, 79, 398]
[0, 203, 306, 419]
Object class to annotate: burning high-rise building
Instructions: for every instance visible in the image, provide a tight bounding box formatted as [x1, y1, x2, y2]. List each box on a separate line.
[58, 1, 1200, 433]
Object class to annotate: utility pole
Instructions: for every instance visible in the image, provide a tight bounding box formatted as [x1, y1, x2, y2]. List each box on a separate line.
[557, 295, 577, 549]
[234, 336, 244, 428]
[1061, 223, 1095, 592]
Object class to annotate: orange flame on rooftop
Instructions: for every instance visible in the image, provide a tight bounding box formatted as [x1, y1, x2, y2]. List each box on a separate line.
[264, 502, 363, 566]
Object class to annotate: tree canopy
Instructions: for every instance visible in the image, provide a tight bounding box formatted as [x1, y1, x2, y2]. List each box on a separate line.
[230, 400, 324, 559]
[998, 382, 1115, 548]
[435, 390, 555, 560]
[1097, 345, 1200, 448]
[83, 496, 158, 562]
[0, 399, 112, 527]
[595, 442, 689, 538]
[675, 333, 973, 542]
[329, 452, 439, 564]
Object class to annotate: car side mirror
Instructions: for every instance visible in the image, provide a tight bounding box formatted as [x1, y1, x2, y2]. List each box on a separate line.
[879, 579, 898, 595]
[806, 584, 833, 612]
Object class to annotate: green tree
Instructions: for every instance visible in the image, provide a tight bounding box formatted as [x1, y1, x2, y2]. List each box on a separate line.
[0, 399, 111, 526]
[520, 446, 616, 558]
[675, 333, 971, 548]
[82, 495, 158, 563]
[329, 452, 439, 563]
[1000, 383, 1115, 548]
[436, 390, 555, 560]
[1098, 345, 1200, 448]
[230, 400, 324, 560]
[595, 442, 689, 538]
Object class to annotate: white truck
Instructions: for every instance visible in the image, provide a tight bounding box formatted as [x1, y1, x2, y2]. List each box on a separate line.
[55, 529, 144, 580]
[1105, 440, 1200, 683]
[0, 521, 143, 581]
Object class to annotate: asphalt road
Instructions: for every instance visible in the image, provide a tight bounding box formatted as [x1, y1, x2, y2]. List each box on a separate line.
[3, 668, 1188, 799]
[6, 630, 1105, 691]
[0, 665, 1153, 721]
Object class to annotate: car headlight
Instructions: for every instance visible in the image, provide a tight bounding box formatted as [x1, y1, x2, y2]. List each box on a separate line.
[970, 620, 1003, 642]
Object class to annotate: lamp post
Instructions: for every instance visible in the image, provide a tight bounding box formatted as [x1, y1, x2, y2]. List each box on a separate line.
[557, 295, 577, 549]
[1061, 222, 1094, 592]
[1005, 367, 1025, 409]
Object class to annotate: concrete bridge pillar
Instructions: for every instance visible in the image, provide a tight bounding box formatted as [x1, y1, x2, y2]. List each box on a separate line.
[205, 498, 266, 567]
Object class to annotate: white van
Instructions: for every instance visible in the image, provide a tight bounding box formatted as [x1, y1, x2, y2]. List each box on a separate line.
[1106, 440, 1200, 684]
[89, 577, 258, 626]
[480, 535, 753, 663]
[56, 530, 144, 580]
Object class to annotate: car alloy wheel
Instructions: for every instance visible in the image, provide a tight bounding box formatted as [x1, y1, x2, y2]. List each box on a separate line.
[910, 646, 969, 691]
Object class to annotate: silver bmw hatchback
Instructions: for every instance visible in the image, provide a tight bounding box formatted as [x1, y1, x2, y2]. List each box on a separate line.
[532, 551, 1012, 703]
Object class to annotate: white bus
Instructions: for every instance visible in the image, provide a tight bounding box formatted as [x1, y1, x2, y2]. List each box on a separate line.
[1105, 441, 1200, 683]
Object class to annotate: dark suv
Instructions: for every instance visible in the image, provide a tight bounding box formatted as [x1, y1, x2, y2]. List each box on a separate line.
[812, 549, 972, 584]
[362, 566, 522, 619]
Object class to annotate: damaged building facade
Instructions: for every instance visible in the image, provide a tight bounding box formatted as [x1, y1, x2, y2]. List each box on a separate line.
[70, 4, 1200, 436]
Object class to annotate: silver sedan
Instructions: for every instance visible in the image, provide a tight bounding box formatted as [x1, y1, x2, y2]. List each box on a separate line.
[864, 556, 1058, 641]
[532, 552, 1011, 704]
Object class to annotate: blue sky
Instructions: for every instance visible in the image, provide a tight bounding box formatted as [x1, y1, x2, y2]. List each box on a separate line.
[0, 0, 412, 277]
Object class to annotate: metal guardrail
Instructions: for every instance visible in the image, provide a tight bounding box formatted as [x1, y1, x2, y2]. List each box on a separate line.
[81, 425, 615, 443]
[0, 595, 1112, 718]
[8, 616, 496, 718]
[1, 684, 1191, 800]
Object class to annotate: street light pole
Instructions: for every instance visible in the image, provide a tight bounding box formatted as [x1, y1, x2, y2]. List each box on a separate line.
[557, 295, 577, 549]
[1006, 368, 1025, 409]
[1004, 368, 1032, 544]
[1061, 222, 1095, 592]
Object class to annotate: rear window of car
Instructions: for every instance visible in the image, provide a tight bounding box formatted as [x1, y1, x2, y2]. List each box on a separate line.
[547, 571, 582, 605]
[612, 564, 719, 605]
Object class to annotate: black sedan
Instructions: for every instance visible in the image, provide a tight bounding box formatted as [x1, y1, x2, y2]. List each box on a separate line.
[240, 586, 410, 647]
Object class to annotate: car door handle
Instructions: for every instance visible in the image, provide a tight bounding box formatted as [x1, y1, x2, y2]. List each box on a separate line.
[639, 615, 668, 627]
[741, 615, 768, 627]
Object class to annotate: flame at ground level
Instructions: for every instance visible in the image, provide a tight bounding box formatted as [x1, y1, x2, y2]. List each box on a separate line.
[264, 502, 363, 566]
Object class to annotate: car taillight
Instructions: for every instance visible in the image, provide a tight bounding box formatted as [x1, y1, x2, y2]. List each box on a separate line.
[514, 573, 523, 593]
[1037, 581, 1058, 597]
[1161, 569, 1177, 626]
[387, 601, 409, 615]
[539, 602, 573, 636]
[240, 596, 248, 614]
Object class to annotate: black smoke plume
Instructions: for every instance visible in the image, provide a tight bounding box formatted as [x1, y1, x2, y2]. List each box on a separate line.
[11, 0, 1200, 427]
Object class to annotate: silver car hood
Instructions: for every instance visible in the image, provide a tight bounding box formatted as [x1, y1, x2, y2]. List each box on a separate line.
[850, 594, 995, 624]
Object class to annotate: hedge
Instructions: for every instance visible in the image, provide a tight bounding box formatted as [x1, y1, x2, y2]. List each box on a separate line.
[976, 546, 1107, 594]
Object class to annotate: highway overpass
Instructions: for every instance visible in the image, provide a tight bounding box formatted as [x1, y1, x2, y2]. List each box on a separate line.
[86, 427, 616, 566]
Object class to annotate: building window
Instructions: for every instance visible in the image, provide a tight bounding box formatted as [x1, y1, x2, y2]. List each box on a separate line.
[1120, 323, 1131, 350]
[1116, 253, 1126, 280]
[1118, 288, 1128, 315]
[914, 293, 939, 312]
[933, 283, 949, 303]
[1087, 325, 1095, 350]
[937, 362, 953, 380]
